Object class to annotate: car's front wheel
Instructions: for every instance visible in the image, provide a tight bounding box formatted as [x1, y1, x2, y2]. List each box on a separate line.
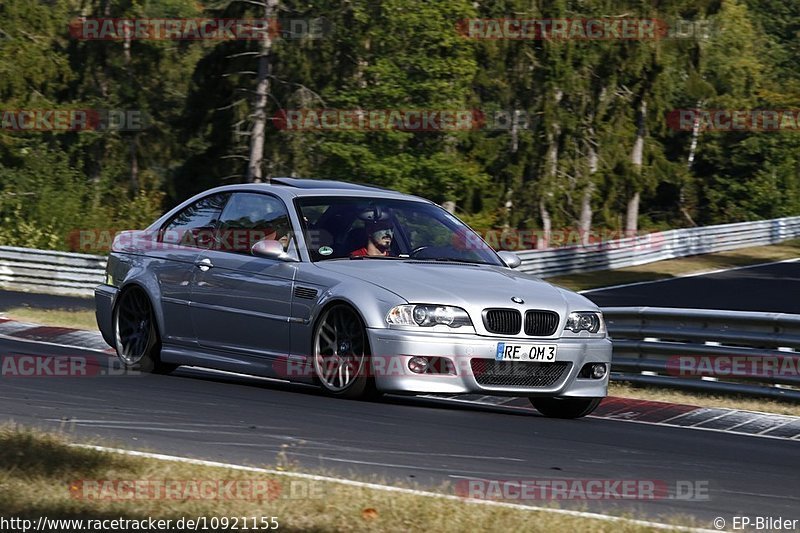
[113, 288, 176, 374]
[529, 397, 602, 419]
[312, 304, 376, 399]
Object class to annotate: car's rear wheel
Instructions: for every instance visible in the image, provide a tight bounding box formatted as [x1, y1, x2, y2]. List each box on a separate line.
[312, 304, 376, 399]
[529, 397, 602, 419]
[113, 288, 176, 374]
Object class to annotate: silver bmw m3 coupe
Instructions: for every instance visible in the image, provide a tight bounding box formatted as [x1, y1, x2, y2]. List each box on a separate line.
[95, 178, 612, 418]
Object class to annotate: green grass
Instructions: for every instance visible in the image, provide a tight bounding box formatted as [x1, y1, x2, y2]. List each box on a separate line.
[0, 425, 695, 532]
[1, 307, 98, 331]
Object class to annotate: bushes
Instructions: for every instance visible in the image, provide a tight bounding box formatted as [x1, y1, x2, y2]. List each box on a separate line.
[0, 143, 164, 253]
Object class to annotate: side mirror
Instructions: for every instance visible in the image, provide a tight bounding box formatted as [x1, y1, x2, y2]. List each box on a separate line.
[497, 251, 521, 269]
[251, 238, 297, 262]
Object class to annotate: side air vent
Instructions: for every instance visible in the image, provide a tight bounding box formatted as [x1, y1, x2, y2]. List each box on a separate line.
[294, 286, 318, 300]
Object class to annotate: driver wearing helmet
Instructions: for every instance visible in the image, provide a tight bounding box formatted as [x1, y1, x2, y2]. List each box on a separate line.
[350, 219, 394, 257]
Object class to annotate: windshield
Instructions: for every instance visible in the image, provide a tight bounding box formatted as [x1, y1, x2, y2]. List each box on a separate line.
[295, 196, 504, 266]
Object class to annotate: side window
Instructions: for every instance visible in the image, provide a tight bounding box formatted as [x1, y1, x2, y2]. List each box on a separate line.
[214, 193, 296, 256]
[161, 193, 229, 249]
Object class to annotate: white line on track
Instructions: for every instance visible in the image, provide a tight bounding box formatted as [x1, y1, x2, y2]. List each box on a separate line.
[425, 397, 800, 442]
[686, 411, 735, 428]
[593, 414, 798, 442]
[71, 443, 716, 532]
[0, 331, 112, 354]
[204, 440, 524, 461]
[579, 257, 800, 294]
[45, 419, 282, 428]
[756, 419, 796, 434]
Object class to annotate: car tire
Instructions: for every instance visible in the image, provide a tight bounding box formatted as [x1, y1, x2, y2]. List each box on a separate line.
[312, 304, 378, 399]
[529, 397, 602, 419]
[113, 287, 177, 375]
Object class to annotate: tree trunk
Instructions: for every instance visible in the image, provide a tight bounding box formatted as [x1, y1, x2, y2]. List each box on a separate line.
[246, 0, 279, 183]
[686, 100, 701, 171]
[123, 18, 137, 192]
[680, 100, 701, 227]
[539, 91, 561, 249]
[129, 139, 139, 194]
[537, 134, 558, 249]
[503, 108, 520, 230]
[578, 185, 593, 246]
[627, 99, 646, 235]
[625, 192, 640, 237]
[538, 199, 551, 250]
[502, 188, 513, 230]
[123, 22, 131, 63]
[510, 107, 519, 154]
[578, 132, 598, 246]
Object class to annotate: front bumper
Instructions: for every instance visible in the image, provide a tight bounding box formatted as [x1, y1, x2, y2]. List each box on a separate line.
[368, 328, 612, 397]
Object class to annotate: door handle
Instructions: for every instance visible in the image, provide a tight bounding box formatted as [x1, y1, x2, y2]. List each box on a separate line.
[195, 258, 214, 272]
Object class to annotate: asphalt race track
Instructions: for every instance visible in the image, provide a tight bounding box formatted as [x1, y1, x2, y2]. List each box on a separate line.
[0, 336, 798, 526]
[584, 260, 800, 313]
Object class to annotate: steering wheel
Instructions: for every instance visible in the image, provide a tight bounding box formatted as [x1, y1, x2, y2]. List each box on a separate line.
[409, 246, 431, 258]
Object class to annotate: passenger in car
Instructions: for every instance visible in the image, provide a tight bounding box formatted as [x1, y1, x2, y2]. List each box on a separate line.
[275, 223, 293, 251]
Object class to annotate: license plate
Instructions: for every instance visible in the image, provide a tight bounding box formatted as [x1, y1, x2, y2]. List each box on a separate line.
[495, 342, 557, 362]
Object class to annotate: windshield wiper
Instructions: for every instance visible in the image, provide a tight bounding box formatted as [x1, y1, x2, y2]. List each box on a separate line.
[414, 257, 489, 265]
[348, 255, 404, 260]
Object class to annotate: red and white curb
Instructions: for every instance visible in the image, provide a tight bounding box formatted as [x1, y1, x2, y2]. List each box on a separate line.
[0, 316, 113, 354]
[422, 394, 800, 441]
[2, 316, 799, 441]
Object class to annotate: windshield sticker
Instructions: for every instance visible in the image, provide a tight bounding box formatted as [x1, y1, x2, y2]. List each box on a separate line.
[319, 246, 333, 256]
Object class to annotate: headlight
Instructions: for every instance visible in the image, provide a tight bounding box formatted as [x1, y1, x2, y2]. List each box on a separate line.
[563, 311, 605, 336]
[386, 305, 472, 328]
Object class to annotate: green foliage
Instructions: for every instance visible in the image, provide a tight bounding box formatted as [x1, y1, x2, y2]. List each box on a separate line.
[0, 141, 164, 251]
[1, 0, 800, 252]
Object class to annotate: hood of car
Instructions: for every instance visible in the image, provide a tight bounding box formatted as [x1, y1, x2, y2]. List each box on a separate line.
[314, 259, 578, 312]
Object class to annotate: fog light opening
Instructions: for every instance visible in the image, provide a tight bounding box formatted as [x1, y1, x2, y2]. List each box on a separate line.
[579, 362, 608, 379]
[408, 356, 431, 374]
[591, 363, 607, 379]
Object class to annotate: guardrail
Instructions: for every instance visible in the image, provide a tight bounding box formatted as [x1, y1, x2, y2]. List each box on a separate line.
[516, 216, 800, 277]
[3, 216, 800, 297]
[0, 246, 106, 298]
[604, 306, 800, 401]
